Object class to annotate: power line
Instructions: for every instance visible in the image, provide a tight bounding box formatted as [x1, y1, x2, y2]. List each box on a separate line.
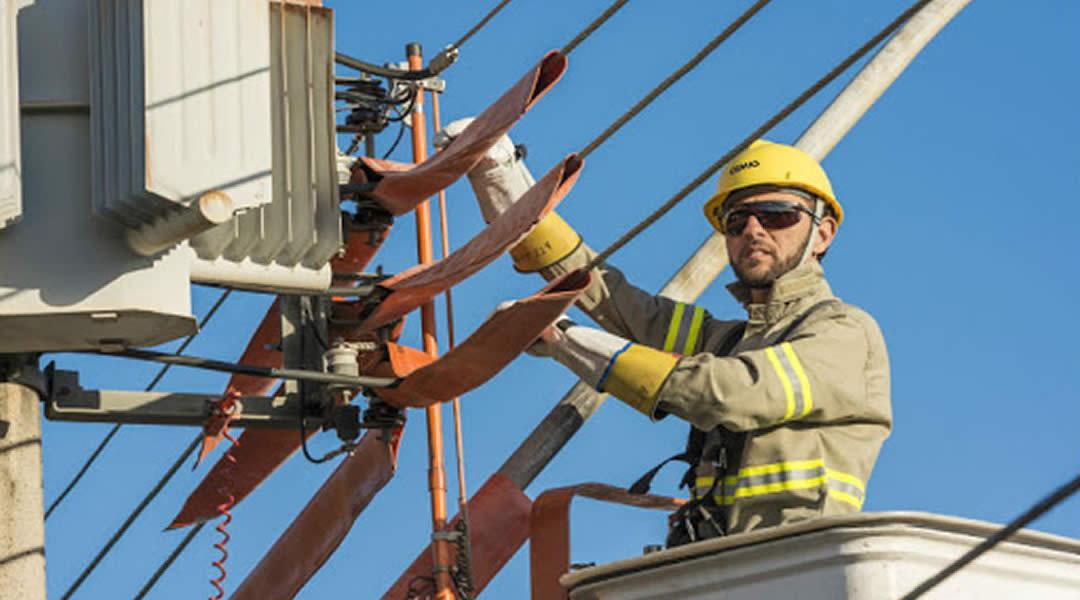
[560, 0, 630, 56]
[452, 0, 514, 49]
[44, 289, 232, 521]
[578, 0, 772, 161]
[899, 470, 1080, 600]
[587, 0, 935, 270]
[60, 434, 202, 600]
[337, 0, 515, 80]
[133, 523, 206, 600]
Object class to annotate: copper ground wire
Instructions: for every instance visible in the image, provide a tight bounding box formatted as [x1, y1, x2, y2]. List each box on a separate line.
[431, 89, 477, 596]
[208, 391, 241, 599]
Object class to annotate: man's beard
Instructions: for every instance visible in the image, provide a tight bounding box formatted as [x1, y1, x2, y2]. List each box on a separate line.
[732, 233, 812, 289]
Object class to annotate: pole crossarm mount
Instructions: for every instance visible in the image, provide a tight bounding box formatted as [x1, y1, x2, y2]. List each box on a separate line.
[42, 367, 316, 428]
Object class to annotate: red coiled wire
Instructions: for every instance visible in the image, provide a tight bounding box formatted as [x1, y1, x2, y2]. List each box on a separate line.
[208, 392, 240, 600]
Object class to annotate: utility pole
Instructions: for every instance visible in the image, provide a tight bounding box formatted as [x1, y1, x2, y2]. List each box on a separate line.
[0, 354, 46, 600]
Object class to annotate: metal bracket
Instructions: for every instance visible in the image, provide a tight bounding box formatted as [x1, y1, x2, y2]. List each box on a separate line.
[43, 368, 318, 428]
[417, 76, 446, 93]
[0, 354, 46, 397]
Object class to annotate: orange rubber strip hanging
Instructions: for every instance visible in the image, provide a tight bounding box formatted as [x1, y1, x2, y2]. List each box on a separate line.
[382, 475, 533, 599]
[171, 55, 578, 532]
[383, 481, 682, 598]
[171, 225, 389, 529]
[208, 174, 589, 598]
[355, 154, 583, 331]
[230, 429, 402, 600]
[194, 301, 282, 465]
[351, 51, 566, 215]
[372, 271, 591, 408]
[529, 484, 683, 600]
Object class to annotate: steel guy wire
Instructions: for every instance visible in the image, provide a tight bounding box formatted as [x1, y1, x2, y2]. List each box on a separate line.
[44, 289, 232, 522]
[60, 434, 202, 600]
[560, 0, 630, 56]
[133, 523, 205, 600]
[586, 0, 935, 271]
[577, 0, 772, 161]
[898, 470, 1080, 600]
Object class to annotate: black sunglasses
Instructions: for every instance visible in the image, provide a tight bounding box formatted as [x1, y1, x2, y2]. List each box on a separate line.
[720, 201, 818, 236]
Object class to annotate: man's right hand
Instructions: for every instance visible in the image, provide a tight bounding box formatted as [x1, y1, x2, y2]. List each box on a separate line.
[435, 117, 536, 224]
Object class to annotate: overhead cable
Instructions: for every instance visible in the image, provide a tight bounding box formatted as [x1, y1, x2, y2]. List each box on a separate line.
[587, 0, 935, 270]
[578, 0, 772, 160]
[61, 434, 202, 599]
[44, 289, 232, 521]
[899, 470, 1080, 600]
[133, 523, 206, 600]
[560, 0, 630, 56]
[336, 0, 515, 82]
[452, 0, 514, 49]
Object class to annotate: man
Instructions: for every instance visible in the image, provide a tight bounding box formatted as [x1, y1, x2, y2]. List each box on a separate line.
[441, 123, 891, 540]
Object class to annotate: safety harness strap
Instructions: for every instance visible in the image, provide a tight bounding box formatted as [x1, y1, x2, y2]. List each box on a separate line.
[628, 299, 840, 497]
[628, 321, 746, 496]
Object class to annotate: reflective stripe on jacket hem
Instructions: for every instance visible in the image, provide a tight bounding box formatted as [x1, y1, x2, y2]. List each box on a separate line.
[693, 459, 865, 510]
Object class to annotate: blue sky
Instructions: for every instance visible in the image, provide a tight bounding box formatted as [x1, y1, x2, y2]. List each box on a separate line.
[40, 1, 1080, 598]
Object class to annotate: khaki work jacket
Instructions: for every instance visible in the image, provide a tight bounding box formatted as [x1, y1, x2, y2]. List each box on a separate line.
[542, 243, 893, 534]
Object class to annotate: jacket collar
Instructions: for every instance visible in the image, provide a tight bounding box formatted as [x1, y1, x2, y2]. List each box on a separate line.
[727, 261, 833, 329]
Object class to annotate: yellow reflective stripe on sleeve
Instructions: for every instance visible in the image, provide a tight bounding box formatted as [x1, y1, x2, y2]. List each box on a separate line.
[662, 303, 685, 353]
[764, 346, 797, 420]
[780, 342, 813, 418]
[682, 306, 706, 355]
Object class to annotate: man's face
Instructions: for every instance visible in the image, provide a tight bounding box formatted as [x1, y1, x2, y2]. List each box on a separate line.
[724, 190, 821, 289]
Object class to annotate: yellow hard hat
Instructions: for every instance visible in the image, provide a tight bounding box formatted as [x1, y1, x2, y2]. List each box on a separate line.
[703, 140, 843, 232]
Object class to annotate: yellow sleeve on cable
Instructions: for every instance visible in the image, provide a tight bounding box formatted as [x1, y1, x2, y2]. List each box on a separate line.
[510, 212, 582, 272]
[602, 344, 679, 417]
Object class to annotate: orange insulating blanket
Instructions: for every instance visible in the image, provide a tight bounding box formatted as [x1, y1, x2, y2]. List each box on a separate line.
[194, 301, 282, 465]
[170, 426, 318, 529]
[359, 155, 583, 331]
[529, 484, 683, 600]
[173, 229, 387, 529]
[373, 269, 591, 408]
[230, 429, 402, 600]
[382, 474, 533, 599]
[352, 51, 566, 216]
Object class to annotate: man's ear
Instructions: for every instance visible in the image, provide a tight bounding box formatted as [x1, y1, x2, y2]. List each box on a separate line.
[813, 216, 838, 257]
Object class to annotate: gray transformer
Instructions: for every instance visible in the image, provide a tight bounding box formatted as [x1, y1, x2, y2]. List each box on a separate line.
[0, 0, 341, 353]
